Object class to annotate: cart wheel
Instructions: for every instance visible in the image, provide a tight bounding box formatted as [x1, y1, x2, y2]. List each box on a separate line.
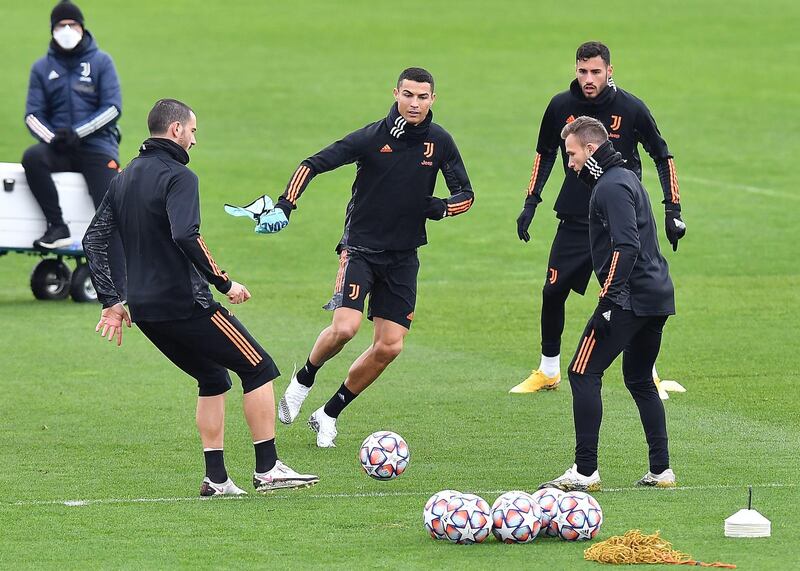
[70, 264, 97, 303]
[30, 259, 72, 300]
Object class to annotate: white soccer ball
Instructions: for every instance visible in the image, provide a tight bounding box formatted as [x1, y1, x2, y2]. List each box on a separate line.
[441, 493, 492, 544]
[552, 491, 603, 541]
[531, 487, 565, 537]
[491, 491, 543, 543]
[423, 489, 460, 540]
[358, 431, 409, 480]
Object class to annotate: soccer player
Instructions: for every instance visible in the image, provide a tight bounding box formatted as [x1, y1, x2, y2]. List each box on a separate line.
[83, 99, 318, 496]
[540, 116, 676, 491]
[510, 41, 686, 395]
[271, 67, 474, 447]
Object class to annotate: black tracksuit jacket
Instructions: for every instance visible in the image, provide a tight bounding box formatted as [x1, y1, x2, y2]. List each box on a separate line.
[524, 79, 681, 218]
[83, 138, 231, 321]
[583, 142, 675, 316]
[277, 104, 474, 251]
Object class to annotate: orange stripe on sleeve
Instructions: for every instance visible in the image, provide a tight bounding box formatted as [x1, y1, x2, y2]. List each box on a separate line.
[197, 236, 226, 280]
[668, 158, 680, 203]
[288, 166, 310, 203]
[599, 251, 620, 298]
[527, 153, 541, 195]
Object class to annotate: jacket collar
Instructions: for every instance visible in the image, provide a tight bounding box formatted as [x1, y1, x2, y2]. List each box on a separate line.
[578, 140, 626, 188]
[139, 138, 191, 165]
[569, 77, 617, 107]
[384, 103, 432, 142]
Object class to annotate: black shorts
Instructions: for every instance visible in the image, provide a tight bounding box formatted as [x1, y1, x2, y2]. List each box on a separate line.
[137, 302, 280, 397]
[323, 248, 419, 329]
[544, 217, 593, 296]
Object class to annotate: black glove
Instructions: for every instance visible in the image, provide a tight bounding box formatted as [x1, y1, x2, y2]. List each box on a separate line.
[51, 128, 81, 152]
[516, 205, 536, 242]
[425, 197, 447, 220]
[275, 198, 293, 220]
[664, 208, 686, 252]
[589, 297, 617, 340]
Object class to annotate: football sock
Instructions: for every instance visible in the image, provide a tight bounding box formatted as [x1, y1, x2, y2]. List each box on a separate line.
[576, 464, 597, 478]
[539, 354, 560, 377]
[323, 383, 357, 418]
[254, 438, 277, 473]
[296, 358, 321, 388]
[203, 448, 228, 484]
[650, 465, 669, 475]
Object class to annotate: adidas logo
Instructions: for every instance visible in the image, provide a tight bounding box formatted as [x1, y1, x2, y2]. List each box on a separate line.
[48, 70, 60, 80]
[380, 144, 393, 153]
[602, 310, 611, 321]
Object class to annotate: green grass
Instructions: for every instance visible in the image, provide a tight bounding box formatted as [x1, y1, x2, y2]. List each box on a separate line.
[1, 0, 798, 569]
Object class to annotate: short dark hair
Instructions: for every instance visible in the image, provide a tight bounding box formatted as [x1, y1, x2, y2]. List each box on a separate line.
[147, 98, 194, 135]
[397, 67, 434, 92]
[560, 116, 608, 145]
[576, 41, 611, 66]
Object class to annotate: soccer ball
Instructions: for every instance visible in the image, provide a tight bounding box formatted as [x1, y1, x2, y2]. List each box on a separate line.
[491, 491, 542, 543]
[531, 487, 565, 537]
[441, 493, 492, 544]
[423, 489, 460, 540]
[552, 491, 603, 541]
[358, 431, 409, 480]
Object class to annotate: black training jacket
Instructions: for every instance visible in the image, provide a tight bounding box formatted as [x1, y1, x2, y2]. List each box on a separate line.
[83, 138, 232, 321]
[523, 79, 681, 218]
[582, 142, 675, 317]
[277, 104, 474, 251]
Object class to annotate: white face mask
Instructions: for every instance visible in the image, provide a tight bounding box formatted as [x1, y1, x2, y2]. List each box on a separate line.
[53, 25, 82, 51]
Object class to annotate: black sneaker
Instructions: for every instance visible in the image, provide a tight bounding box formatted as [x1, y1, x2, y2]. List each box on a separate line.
[34, 223, 72, 250]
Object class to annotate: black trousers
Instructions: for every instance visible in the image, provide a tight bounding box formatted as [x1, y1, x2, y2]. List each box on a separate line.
[567, 310, 670, 475]
[541, 219, 593, 357]
[22, 142, 127, 298]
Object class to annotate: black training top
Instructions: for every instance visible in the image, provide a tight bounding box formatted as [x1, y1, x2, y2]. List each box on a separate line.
[581, 141, 675, 317]
[276, 103, 474, 252]
[83, 138, 232, 321]
[523, 79, 681, 218]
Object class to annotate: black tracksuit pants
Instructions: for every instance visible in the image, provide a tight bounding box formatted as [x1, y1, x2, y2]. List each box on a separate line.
[568, 310, 670, 476]
[22, 142, 127, 298]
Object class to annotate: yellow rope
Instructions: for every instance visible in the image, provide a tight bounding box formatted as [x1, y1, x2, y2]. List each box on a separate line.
[584, 530, 736, 568]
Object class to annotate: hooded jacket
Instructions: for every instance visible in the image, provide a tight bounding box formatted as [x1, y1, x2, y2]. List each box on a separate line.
[25, 31, 122, 158]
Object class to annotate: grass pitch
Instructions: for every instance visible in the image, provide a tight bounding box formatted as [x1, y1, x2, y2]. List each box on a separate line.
[1, 1, 798, 569]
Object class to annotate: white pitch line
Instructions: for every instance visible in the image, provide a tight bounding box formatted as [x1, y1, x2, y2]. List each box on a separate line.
[674, 175, 797, 201]
[6, 482, 795, 508]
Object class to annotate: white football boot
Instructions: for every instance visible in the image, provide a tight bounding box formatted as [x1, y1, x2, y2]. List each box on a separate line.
[308, 406, 338, 448]
[199, 477, 248, 497]
[539, 464, 601, 492]
[635, 468, 676, 488]
[278, 367, 312, 425]
[253, 460, 319, 492]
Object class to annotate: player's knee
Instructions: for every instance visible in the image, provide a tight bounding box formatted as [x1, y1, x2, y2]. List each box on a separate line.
[330, 323, 358, 344]
[542, 284, 569, 305]
[373, 338, 403, 364]
[21, 145, 47, 170]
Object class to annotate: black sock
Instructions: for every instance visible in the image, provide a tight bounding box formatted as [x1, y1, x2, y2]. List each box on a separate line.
[203, 449, 228, 484]
[296, 357, 321, 388]
[650, 464, 669, 475]
[576, 464, 597, 477]
[254, 439, 278, 473]
[323, 382, 357, 418]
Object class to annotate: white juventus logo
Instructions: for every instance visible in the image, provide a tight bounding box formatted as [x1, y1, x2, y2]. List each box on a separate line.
[81, 62, 91, 77]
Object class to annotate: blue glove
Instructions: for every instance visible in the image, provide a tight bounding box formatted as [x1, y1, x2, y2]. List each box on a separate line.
[256, 209, 288, 234]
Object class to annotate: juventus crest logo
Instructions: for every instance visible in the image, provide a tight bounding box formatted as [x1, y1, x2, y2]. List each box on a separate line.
[348, 283, 360, 300]
[80, 62, 91, 77]
[423, 142, 434, 158]
[610, 115, 622, 131]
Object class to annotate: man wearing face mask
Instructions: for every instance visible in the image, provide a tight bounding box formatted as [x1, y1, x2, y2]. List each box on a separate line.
[539, 116, 676, 491]
[255, 67, 474, 448]
[22, 1, 123, 272]
[510, 41, 686, 397]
